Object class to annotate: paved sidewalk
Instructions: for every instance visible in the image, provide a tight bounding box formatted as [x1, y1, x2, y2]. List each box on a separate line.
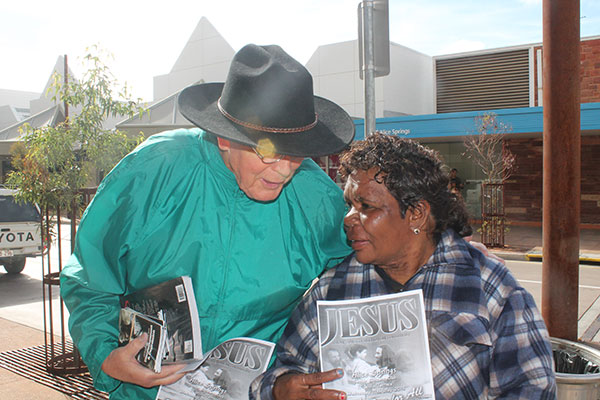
[0, 318, 70, 399]
[474, 224, 600, 262]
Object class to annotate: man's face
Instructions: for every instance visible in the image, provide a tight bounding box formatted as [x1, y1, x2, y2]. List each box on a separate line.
[218, 138, 304, 202]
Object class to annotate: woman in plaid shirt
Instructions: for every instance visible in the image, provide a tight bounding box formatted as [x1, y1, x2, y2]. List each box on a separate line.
[251, 134, 556, 400]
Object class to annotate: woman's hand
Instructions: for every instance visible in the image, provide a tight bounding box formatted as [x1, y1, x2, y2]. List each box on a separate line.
[465, 236, 506, 265]
[101, 333, 186, 388]
[273, 369, 346, 400]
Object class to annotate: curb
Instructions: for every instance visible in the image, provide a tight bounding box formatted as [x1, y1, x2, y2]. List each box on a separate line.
[488, 247, 600, 264]
[489, 251, 529, 261]
[523, 247, 600, 263]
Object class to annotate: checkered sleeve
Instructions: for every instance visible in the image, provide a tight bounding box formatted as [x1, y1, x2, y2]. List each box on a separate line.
[249, 279, 326, 400]
[488, 287, 557, 399]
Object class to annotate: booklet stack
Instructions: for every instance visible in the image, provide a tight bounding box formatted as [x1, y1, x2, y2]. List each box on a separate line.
[117, 276, 275, 400]
[118, 276, 202, 373]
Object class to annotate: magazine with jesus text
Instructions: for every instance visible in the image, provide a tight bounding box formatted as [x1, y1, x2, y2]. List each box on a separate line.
[317, 290, 435, 400]
[156, 337, 275, 400]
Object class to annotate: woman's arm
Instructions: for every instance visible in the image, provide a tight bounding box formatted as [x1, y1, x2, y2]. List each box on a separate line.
[250, 280, 346, 400]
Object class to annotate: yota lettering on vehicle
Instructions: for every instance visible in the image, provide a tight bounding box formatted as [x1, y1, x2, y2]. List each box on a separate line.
[0, 187, 44, 274]
[0, 232, 36, 243]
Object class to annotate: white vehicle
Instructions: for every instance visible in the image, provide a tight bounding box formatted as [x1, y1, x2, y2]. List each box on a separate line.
[0, 187, 44, 274]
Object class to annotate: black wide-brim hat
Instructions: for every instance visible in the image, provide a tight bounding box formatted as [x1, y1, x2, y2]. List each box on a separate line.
[178, 44, 355, 157]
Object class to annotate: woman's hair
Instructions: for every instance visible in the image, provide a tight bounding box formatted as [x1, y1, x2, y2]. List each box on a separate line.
[339, 133, 472, 240]
[376, 344, 394, 357]
[376, 345, 396, 368]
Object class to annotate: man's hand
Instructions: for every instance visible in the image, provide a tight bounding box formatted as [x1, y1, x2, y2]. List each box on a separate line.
[101, 333, 186, 388]
[273, 369, 346, 400]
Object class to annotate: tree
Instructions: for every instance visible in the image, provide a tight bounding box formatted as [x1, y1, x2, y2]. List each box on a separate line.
[7, 45, 145, 213]
[463, 112, 516, 247]
[463, 112, 516, 183]
[5, 46, 146, 373]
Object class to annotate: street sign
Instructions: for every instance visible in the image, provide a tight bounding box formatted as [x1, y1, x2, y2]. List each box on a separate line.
[358, 0, 390, 79]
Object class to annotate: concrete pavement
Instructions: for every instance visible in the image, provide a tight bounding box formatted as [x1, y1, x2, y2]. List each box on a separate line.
[0, 318, 71, 399]
[474, 224, 600, 263]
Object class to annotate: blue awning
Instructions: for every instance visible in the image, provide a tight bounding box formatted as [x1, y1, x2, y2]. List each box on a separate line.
[353, 102, 600, 141]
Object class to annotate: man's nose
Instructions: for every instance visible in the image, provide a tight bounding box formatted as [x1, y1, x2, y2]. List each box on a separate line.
[273, 156, 302, 175]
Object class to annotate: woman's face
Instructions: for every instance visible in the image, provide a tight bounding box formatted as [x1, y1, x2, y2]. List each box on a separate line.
[218, 138, 304, 202]
[343, 168, 413, 268]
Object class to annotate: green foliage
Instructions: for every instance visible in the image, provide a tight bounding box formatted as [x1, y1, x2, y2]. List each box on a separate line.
[6, 45, 146, 210]
[478, 218, 511, 235]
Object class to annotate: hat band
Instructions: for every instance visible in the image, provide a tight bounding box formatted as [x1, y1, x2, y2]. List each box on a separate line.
[217, 98, 318, 134]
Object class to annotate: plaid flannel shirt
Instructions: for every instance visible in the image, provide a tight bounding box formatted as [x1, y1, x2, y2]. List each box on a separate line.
[250, 229, 556, 399]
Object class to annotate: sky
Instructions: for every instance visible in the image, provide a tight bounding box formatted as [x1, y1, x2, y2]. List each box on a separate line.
[2, 0, 599, 102]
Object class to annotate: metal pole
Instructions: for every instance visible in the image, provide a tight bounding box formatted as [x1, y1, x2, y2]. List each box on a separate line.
[541, 0, 580, 340]
[362, 1, 376, 137]
[63, 54, 78, 253]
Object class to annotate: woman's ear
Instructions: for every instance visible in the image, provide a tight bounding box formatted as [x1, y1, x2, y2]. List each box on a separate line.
[410, 200, 431, 231]
[216, 137, 231, 151]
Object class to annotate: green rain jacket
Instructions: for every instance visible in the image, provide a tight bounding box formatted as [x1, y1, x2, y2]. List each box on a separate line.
[60, 128, 351, 399]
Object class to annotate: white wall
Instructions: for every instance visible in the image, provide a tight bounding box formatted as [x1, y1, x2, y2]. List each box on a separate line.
[0, 106, 18, 130]
[383, 43, 434, 116]
[153, 17, 235, 101]
[29, 56, 72, 115]
[306, 40, 434, 119]
[307, 41, 382, 119]
[0, 89, 40, 108]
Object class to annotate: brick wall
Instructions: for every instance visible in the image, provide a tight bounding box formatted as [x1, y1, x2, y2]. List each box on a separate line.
[581, 136, 600, 223]
[518, 38, 600, 225]
[534, 38, 600, 105]
[581, 39, 600, 103]
[504, 138, 543, 222]
[504, 136, 600, 225]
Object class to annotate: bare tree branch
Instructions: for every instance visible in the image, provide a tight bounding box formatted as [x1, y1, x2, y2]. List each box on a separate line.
[463, 112, 516, 183]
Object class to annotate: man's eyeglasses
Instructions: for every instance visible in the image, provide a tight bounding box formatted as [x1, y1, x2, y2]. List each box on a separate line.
[252, 146, 284, 164]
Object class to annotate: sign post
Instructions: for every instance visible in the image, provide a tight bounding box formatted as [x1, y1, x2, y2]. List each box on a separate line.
[358, 0, 390, 137]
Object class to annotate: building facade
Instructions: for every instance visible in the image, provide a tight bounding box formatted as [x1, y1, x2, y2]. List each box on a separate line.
[432, 38, 600, 226]
[316, 35, 600, 226]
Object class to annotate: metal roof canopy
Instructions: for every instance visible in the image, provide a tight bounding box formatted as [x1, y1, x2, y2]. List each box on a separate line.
[353, 102, 600, 141]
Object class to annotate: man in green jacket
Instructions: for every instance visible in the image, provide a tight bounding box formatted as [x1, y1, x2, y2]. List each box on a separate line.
[60, 44, 354, 399]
